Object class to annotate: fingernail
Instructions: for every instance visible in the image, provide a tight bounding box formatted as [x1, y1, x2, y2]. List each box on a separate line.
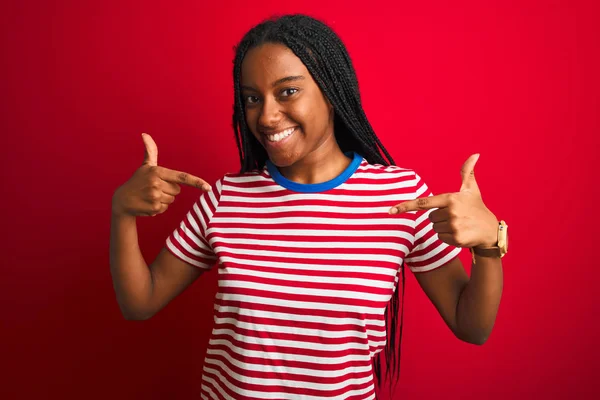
[203, 184, 212, 191]
[389, 208, 399, 215]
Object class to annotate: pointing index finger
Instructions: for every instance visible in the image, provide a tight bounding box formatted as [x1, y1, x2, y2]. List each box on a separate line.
[158, 167, 211, 191]
[389, 193, 452, 214]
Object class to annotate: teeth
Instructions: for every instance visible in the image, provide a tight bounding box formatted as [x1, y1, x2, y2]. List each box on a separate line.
[267, 127, 295, 142]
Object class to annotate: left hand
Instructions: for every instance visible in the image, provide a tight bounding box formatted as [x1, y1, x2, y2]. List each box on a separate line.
[389, 154, 498, 249]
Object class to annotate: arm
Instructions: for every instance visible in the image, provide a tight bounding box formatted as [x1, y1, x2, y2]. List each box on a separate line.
[414, 255, 503, 344]
[109, 133, 213, 320]
[109, 214, 204, 320]
[391, 154, 505, 344]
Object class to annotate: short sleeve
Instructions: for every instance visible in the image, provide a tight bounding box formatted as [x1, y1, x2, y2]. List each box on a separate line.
[165, 178, 223, 270]
[404, 173, 462, 273]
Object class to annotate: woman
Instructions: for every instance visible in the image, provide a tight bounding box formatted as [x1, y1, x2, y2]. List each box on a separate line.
[110, 14, 505, 400]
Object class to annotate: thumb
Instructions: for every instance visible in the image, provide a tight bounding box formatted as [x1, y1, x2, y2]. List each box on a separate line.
[460, 153, 480, 192]
[142, 133, 158, 166]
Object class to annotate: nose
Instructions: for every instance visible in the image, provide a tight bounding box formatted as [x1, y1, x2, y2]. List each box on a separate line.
[258, 96, 282, 129]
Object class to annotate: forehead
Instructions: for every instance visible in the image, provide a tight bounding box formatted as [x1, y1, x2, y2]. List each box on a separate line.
[241, 43, 309, 85]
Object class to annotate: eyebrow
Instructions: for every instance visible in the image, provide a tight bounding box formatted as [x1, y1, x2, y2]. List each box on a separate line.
[241, 75, 305, 91]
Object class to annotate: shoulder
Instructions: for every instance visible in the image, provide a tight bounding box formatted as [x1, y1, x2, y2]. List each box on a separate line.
[216, 168, 272, 189]
[356, 159, 419, 180]
[220, 167, 269, 181]
[353, 160, 433, 195]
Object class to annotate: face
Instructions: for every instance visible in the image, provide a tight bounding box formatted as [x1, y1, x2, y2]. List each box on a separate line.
[240, 42, 335, 167]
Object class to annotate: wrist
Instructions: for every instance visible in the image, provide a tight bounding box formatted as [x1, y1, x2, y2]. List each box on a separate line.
[470, 220, 508, 264]
[111, 188, 129, 218]
[111, 208, 134, 218]
[475, 213, 499, 249]
[474, 240, 497, 250]
[111, 200, 133, 219]
[111, 211, 137, 232]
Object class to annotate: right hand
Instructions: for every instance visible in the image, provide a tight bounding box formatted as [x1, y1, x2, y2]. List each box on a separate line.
[112, 133, 211, 217]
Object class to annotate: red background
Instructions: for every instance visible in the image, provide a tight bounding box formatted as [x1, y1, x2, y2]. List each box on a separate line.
[1, 0, 598, 399]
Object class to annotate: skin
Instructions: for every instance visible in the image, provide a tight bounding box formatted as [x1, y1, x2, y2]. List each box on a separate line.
[110, 42, 503, 346]
[110, 134, 208, 320]
[240, 43, 352, 183]
[391, 154, 503, 344]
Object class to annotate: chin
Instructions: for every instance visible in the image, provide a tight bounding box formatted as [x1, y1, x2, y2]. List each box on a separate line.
[266, 150, 301, 167]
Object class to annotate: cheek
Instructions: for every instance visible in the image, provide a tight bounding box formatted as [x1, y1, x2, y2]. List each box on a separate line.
[293, 96, 329, 131]
[311, 91, 333, 127]
[244, 107, 259, 136]
[289, 103, 311, 127]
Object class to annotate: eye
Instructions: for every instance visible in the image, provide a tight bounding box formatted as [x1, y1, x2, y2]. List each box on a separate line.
[280, 88, 299, 97]
[245, 95, 260, 105]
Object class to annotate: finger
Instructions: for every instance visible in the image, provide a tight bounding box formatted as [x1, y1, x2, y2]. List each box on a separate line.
[460, 153, 480, 192]
[429, 208, 450, 223]
[160, 194, 175, 205]
[158, 167, 212, 191]
[432, 221, 453, 234]
[142, 133, 158, 167]
[389, 194, 452, 214]
[437, 233, 459, 247]
[161, 180, 181, 196]
[149, 203, 169, 217]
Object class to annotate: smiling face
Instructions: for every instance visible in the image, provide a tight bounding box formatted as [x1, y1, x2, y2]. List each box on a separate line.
[240, 42, 336, 168]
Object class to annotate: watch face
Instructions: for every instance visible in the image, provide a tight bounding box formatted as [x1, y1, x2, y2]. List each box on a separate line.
[500, 222, 508, 254]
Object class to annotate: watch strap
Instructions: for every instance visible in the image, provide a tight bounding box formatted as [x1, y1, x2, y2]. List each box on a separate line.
[472, 246, 502, 258]
[470, 220, 508, 264]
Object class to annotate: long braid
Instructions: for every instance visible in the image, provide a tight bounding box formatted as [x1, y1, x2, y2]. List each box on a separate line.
[231, 14, 405, 395]
[292, 22, 395, 166]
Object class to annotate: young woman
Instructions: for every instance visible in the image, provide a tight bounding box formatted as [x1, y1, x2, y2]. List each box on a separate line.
[110, 14, 506, 400]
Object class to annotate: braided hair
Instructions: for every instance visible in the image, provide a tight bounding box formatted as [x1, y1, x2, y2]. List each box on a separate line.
[231, 14, 405, 394]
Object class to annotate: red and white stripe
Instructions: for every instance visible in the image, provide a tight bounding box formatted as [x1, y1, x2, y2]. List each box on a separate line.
[167, 159, 461, 399]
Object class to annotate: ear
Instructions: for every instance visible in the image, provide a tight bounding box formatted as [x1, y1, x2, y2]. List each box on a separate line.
[327, 98, 334, 118]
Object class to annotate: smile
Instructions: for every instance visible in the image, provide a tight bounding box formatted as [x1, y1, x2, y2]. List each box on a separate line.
[265, 127, 296, 143]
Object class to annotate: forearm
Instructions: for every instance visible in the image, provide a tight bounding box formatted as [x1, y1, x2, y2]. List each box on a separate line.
[455, 255, 503, 344]
[109, 213, 154, 319]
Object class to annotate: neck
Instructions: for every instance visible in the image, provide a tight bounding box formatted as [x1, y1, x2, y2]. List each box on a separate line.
[277, 137, 351, 185]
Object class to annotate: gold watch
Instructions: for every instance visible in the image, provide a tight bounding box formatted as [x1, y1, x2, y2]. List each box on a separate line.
[470, 220, 508, 264]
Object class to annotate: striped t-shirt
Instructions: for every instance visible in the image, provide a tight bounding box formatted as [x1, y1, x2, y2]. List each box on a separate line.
[166, 152, 461, 400]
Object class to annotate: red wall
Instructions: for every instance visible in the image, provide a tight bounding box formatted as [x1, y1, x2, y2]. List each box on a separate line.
[2, 0, 598, 399]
